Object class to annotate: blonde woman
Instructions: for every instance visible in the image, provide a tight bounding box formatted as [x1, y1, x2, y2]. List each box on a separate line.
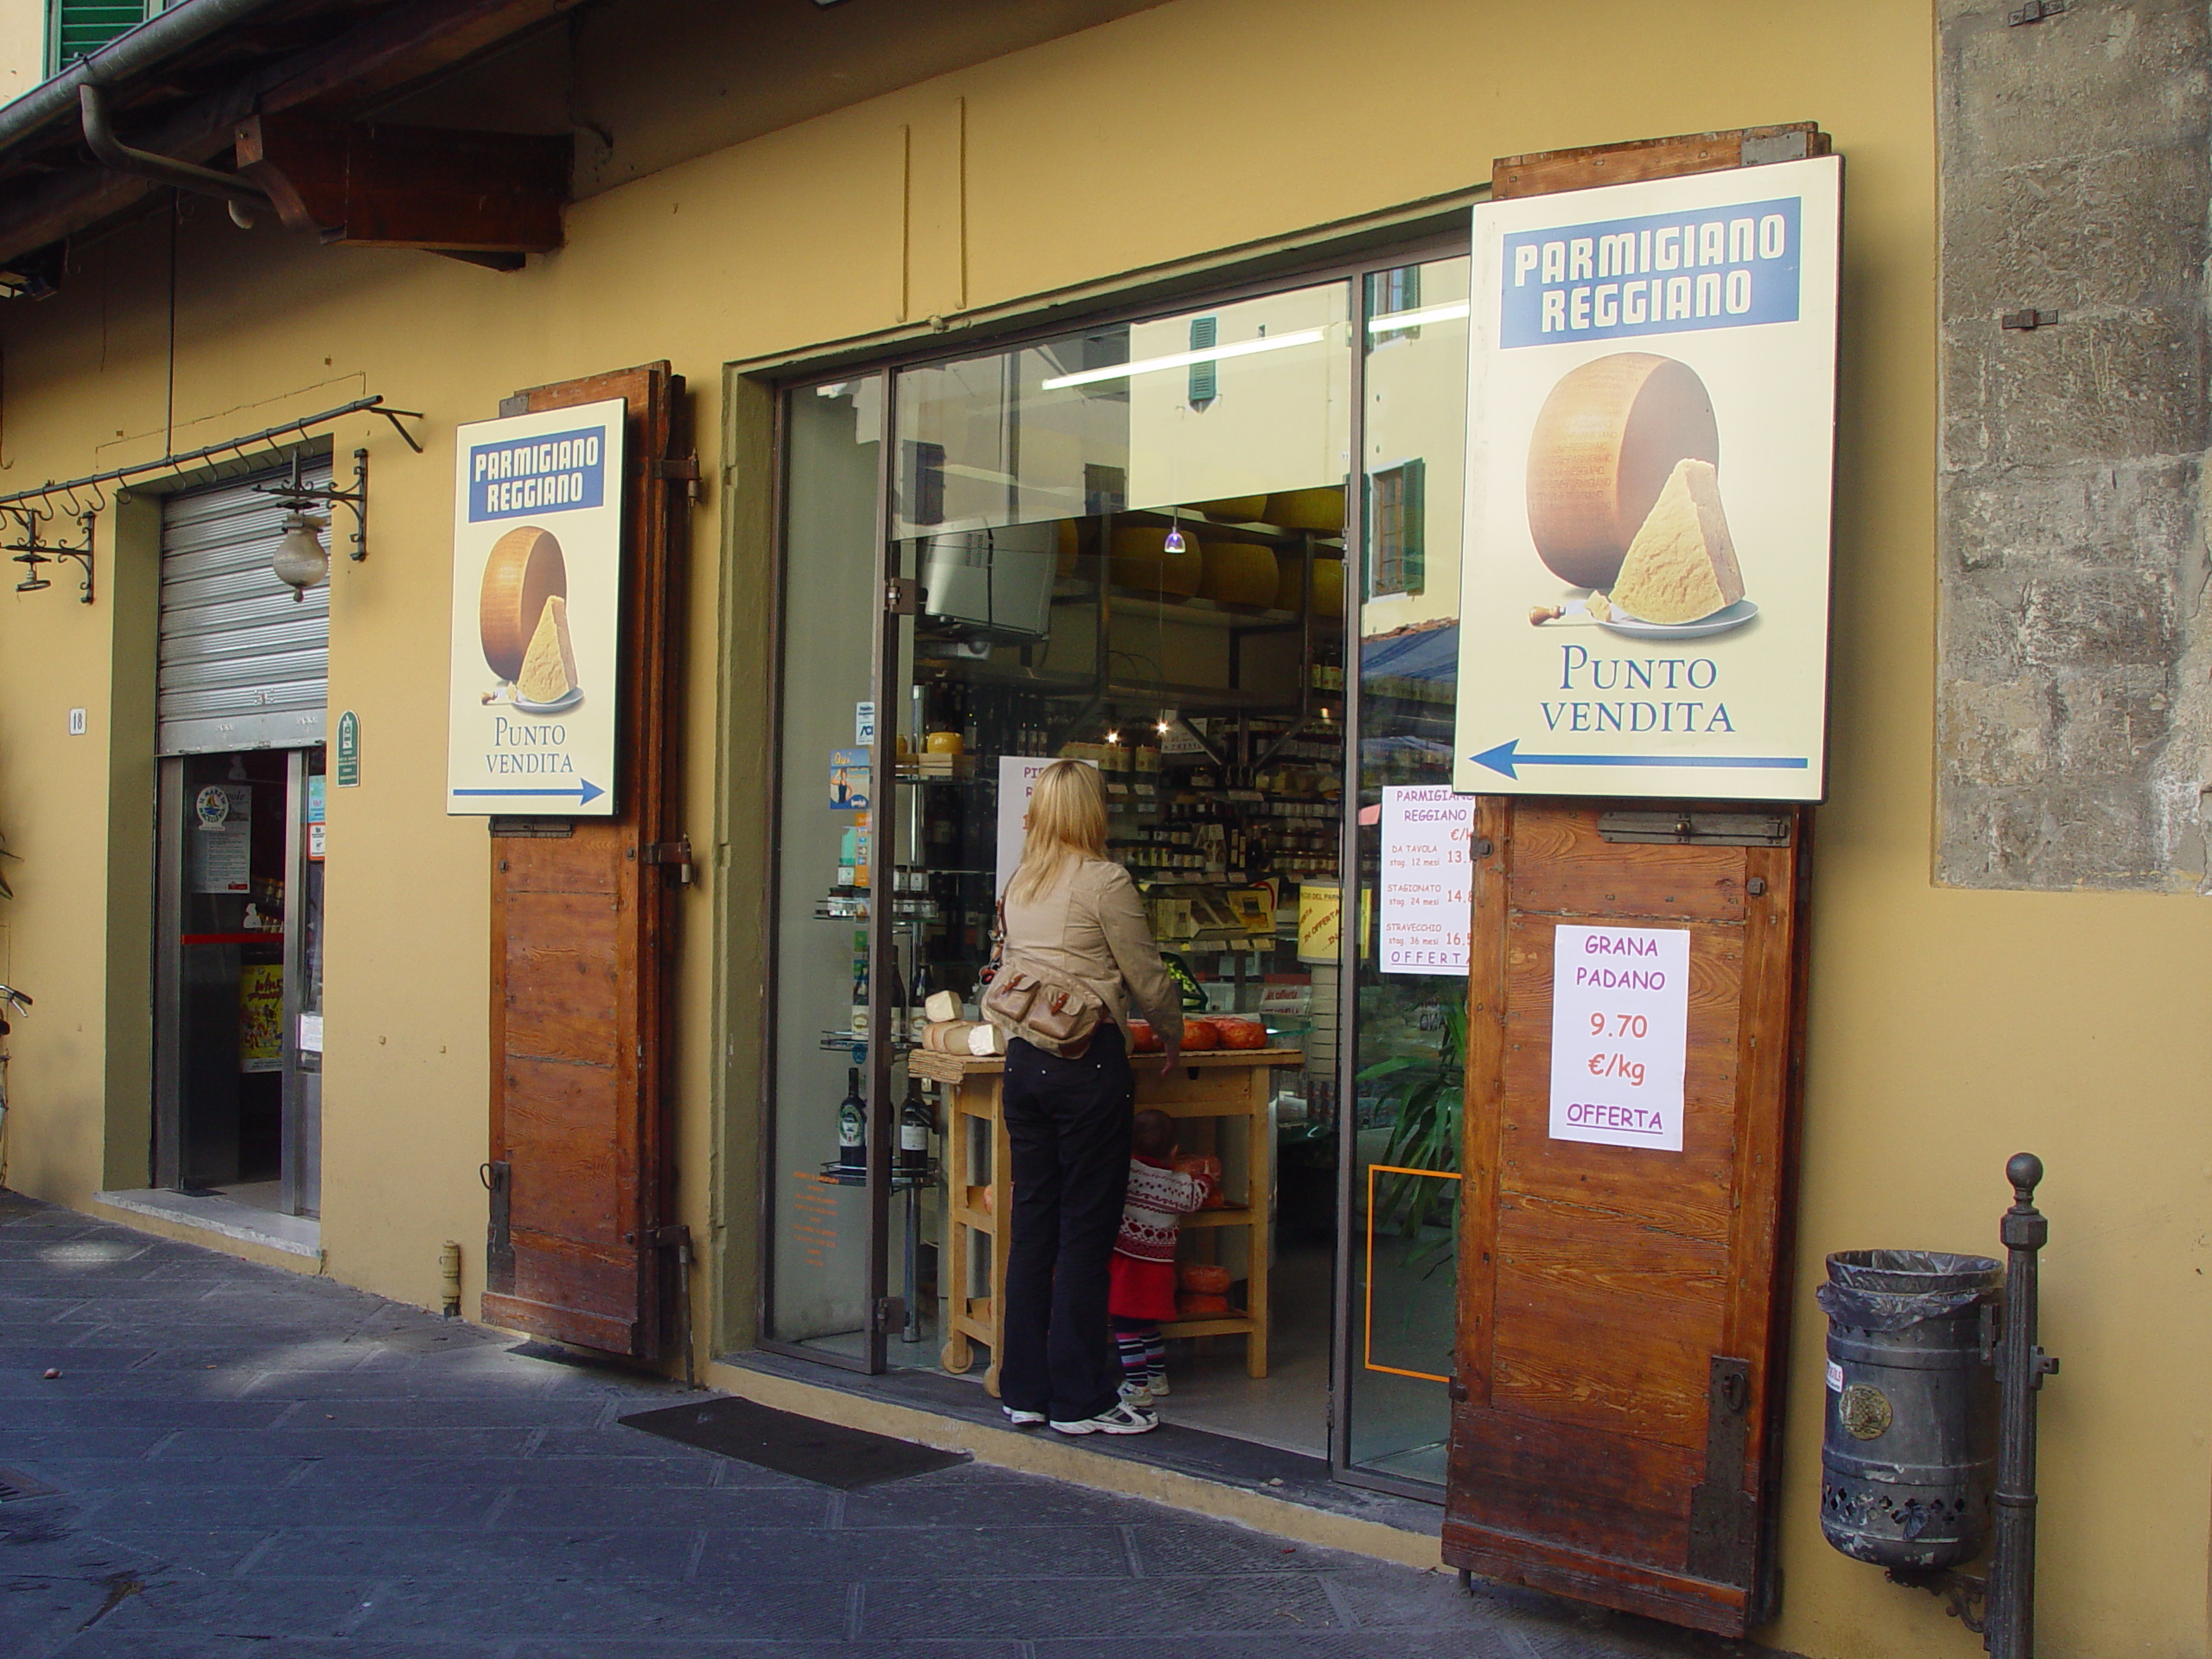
[993, 759, 1183, 1435]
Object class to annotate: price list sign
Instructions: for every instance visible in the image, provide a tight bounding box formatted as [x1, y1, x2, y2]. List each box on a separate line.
[1548, 923, 1690, 1151]
[1379, 785, 1475, 976]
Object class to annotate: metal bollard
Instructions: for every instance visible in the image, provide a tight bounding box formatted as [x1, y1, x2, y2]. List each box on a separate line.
[1986, 1153, 2058, 1659]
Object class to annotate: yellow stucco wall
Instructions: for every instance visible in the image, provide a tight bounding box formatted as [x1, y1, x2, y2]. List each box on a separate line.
[0, 2, 2201, 1656]
[0, 0, 43, 106]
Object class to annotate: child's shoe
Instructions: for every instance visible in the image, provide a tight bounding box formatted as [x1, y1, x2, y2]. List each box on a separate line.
[1146, 1370, 1169, 1397]
[1117, 1379, 1154, 1411]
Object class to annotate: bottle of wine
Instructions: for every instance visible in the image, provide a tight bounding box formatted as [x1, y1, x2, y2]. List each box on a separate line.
[837, 1067, 867, 1171]
[899, 1077, 931, 1173]
[849, 942, 870, 1041]
[908, 958, 934, 1045]
[886, 960, 907, 1046]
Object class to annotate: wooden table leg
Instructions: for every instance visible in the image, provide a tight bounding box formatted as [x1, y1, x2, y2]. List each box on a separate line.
[1245, 1064, 1270, 1379]
[940, 1077, 973, 1375]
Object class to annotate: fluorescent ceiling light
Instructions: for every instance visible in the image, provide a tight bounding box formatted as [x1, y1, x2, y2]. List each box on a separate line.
[1039, 328, 1327, 391]
[1366, 301, 1471, 332]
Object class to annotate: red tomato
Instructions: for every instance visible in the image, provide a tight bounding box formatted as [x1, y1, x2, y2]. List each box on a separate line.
[1179, 1019, 1221, 1051]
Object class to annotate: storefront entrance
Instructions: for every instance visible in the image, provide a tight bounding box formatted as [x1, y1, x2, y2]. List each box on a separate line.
[151, 471, 330, 1217]
[762, 248, 1471, 1492]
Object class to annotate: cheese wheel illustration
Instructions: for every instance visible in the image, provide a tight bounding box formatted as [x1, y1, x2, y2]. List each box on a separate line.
[516, 594, 579, 703]
[479, 526, 568, 683]
[1524, 354, 1719, 590]
[1609, 459, 1745, 624]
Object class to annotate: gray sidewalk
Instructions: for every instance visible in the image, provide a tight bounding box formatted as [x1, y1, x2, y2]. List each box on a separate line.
[0, 1189, 1754, 1659]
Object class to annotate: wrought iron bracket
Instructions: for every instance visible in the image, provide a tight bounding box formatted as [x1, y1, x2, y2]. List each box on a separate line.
[253, 447, 370, 561]
[1888, 1566, 1989, 1635]
[3, 506, 96, 603]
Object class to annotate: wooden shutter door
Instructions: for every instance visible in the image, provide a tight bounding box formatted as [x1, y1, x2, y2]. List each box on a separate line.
[482, 362, 690, 1357]
[1444, 798, 1808, 1633]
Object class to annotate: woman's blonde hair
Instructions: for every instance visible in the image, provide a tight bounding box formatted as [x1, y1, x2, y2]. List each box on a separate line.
[1006, 760, 1107, 905]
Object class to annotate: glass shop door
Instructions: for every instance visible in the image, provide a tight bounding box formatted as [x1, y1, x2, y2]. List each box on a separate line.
[154, 745, 325, 1216]
[761, 251, 1474, 1500]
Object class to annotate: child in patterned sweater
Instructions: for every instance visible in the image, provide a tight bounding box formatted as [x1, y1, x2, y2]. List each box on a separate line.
[1107, 1109, 1216, 1409]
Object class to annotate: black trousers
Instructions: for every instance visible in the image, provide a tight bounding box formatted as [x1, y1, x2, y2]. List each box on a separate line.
[999, 1027, 1135, 1422]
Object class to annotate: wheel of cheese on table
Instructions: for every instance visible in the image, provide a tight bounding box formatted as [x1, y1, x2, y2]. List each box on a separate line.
[479, 525, 569, 682]
[1109, 525, 1204, 597]
[1524, 353, 1719, 590]
[1198, 540, 1280, 606]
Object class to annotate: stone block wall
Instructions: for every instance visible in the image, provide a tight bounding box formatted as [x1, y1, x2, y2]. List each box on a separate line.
[1936, 0, 2212, 887]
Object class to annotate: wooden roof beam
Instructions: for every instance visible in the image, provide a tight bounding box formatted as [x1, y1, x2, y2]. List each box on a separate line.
[237, 111, 567, 255]
[0, 0, 584, 269]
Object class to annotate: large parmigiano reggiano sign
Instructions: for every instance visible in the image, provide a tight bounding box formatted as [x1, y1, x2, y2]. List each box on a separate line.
[1453, 156, 1841, 802]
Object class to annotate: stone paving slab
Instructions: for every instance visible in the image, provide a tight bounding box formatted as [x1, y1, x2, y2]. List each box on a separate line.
[0, 1190, 1774, 1659]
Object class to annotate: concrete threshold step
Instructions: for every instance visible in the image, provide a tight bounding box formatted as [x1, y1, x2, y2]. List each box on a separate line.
[708, 1347, 1443, 1572]
[92, 1187, 323, 1271]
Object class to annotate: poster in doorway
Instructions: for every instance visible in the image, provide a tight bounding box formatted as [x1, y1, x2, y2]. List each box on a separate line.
[1452, 156, 1841, 801]
[238, 964, 284, 1074]
[445, 397, 627, 817]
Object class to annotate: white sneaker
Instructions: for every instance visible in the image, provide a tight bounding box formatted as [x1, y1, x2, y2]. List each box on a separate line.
[1051, 1400, 1158, 1435]
[1146, 1372, 1169, 1397]
[1117, 1381, 1154, 1411]
[1002, 1406, 1046, 1427]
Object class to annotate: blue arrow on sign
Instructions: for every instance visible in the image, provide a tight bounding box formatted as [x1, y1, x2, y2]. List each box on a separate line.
[1470, 741, 1808, 781]
[452, 779, 606, 805]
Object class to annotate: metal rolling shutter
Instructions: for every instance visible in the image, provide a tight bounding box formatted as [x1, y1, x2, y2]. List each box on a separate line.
[158, 465, 331, 755]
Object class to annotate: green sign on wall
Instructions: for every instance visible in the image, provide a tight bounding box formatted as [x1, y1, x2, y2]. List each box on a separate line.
[335, 710, 361, 787]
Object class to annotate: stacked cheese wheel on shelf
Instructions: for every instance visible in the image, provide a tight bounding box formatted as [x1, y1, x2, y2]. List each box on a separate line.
[1109, 526, 1204, 596]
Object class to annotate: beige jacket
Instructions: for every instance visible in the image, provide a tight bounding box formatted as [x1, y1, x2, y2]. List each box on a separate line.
[998, 857, 1183, 1050]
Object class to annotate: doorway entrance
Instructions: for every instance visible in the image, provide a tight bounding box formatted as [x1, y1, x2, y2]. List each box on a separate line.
[152, 467, 330, 1217]
[760, 249, 1471, 1491]
[155, 749, 324, 1212]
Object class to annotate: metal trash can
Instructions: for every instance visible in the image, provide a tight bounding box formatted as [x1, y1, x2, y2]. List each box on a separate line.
[1817, 1249, 2003, 1569]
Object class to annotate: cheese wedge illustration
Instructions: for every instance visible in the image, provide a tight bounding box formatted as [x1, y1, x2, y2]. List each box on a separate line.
[1608, 459, 1745, 625]
[516, 594, 578, 703]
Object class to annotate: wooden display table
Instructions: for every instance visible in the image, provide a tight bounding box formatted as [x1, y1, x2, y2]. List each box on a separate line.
[910, 1044, 1303, 1395]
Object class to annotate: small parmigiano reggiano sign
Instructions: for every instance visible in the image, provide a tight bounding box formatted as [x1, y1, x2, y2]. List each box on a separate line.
[1453, 156, 1841, 802]
[446, 400, 626, 816]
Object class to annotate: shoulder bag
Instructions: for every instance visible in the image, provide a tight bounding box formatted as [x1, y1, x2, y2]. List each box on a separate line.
[978, 899, 1105, 1059]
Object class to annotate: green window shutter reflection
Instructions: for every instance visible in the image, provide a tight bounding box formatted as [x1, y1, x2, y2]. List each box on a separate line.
[52, 0, 147, 73]
[1187, 315, 1217, 405]
[1402, 456, 1426, 594]
[1370, 459, 1426, 598]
